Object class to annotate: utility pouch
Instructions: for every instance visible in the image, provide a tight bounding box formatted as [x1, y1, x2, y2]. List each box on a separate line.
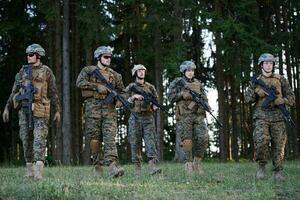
[33, 99, 50, 120]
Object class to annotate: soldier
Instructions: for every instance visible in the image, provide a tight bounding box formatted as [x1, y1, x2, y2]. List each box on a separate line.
[245, 53, 295, 181]
[2, 43, 61, 180]
[125, 64, 162, 176]
[76, 46, 124, 177]
[167, 61, 209, 176]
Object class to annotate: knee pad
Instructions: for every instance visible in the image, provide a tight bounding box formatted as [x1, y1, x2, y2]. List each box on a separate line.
[90, 140, 100, 154]
[181, 139, 193, 152]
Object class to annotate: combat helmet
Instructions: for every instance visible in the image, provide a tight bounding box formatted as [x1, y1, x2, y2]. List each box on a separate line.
[26, 44, 45, 56]
[131, 64, 147, 76]
[94, 46, 113, 59]
[179, 61, 196, 73]
[258, 53, 275, 65]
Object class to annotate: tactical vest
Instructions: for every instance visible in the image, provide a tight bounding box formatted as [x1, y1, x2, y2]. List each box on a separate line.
[81, 66, 116, 100]
[20, 65, 50, 120]
[176, 79, 205, 115]
[130, 82, 153, 113]
[256, 74, 282, 108]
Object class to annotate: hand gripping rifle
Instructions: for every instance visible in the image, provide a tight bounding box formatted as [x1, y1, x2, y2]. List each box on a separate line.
[178, 80, 223, 127]
[15, 65, 36, 130]
[90, 69, 138, 118]
[129, 85, 168, 113]
[251, 76, 295, 127]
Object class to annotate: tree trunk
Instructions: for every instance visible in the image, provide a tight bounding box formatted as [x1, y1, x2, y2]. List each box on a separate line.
[154, 17, 164, 160]
[274, 0, 283, 74]
[53, 0, 63, 164]
[70, 0, 81, 164]
[230, 76, 239, 161]
[62, 0, 71, 165]
[282, 5, 294, 158]
[215, 0, 228, 162]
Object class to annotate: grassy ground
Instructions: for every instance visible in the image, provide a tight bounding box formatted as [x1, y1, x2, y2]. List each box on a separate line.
[0, 160, 299, 200]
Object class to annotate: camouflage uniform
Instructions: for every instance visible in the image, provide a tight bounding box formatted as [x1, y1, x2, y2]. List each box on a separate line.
[167, 76, 209, 162]
[245, 73, 295, 172]
[125, 82, 159, 165]
[76, 64, 124, 167]
[5, 63, 61, 163]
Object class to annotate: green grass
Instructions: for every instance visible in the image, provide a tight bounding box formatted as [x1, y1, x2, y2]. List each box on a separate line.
[0, 160, 299, 200]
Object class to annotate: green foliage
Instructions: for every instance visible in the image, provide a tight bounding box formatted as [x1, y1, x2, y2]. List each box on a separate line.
[0, 161, 299, 199]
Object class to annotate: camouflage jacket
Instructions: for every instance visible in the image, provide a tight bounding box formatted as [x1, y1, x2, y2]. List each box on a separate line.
[125, 81, 158, 113]
[245, 73, 295, 121]
[5, 63, 61, 113]
[167, 76, 208, 116]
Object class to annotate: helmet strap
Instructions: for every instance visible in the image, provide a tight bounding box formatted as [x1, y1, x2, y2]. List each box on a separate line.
[98, 55, 109, 67]
[36, 54, 41, 60]
[137, 74, 144, 80]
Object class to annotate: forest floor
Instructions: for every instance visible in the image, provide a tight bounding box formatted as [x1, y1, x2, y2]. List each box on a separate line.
[0, 160, 299, 200]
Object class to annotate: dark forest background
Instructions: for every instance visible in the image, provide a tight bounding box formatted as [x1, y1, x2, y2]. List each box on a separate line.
[0, 0, 299, 165]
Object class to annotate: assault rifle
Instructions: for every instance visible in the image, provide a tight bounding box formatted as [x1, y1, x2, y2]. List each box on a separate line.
[251, 76, 295, 127]
[178, 80, 223, 127]
[15, 65, 36, 130]
[129, 85, 168, 113]
[90, 69, 137, 118]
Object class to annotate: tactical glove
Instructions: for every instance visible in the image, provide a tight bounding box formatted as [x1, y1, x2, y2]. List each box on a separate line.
[96, 85, 108, 94]
[274, 97, 285, 105]
[255, 87, 266, 97]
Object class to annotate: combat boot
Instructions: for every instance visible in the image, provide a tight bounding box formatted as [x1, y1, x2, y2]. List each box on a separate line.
[34, 161, 44, 180]
[25, 162, 34, 178]
[255, 164, 266, 180]
[148, 159, 161, 175]
[109, 161, 124, 177]
[193, 157, 204, 176]
[274, 170, 285, 182]
[185, 162, 193, 176]
[134, 162, 142, 177]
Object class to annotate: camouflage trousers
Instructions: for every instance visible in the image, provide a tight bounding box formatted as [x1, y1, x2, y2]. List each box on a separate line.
[18, 109, 48, 162]
[84, 98, 118, 166]
[253, 119, 287, 171]
[128, 113, 159, 164]
[177, 113, 208, 162]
